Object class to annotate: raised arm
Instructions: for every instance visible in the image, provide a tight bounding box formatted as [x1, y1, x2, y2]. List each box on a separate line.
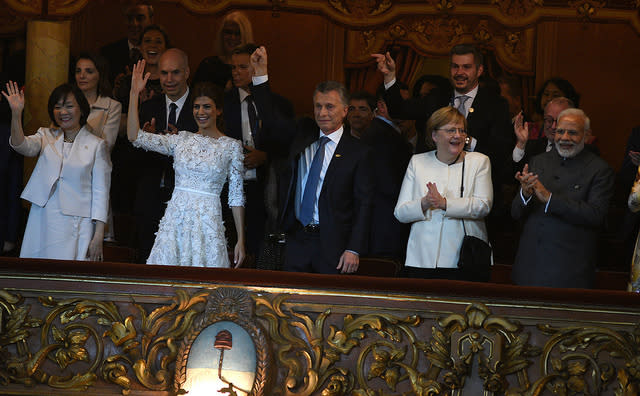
[2, 81, 26, 147]
[127, 60, 150, 142]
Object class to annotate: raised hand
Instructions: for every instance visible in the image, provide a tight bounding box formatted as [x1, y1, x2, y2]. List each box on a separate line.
[130, 59, 150, 96]
[1, 81, 25, 114]
[250, 46, 268, 77]
[514, 111, 529, 149]
[371, 52, 396, 84]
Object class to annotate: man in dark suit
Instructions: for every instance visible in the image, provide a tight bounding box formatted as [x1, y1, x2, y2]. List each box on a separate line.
[373, 45, 514, 222]
[100, 2, 153, 84]
[134, 48, 198, 262]
[223, 43, 293, 260]
[250, 46, 374, 274]
[347, 91, 411, 261]
[512, 108, 614, 288]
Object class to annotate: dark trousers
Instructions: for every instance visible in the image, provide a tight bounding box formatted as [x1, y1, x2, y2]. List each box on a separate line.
[284, 225, 339, 274]
[244, 180, 266, 258]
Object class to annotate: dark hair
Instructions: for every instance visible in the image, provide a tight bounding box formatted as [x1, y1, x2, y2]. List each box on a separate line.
[479, 75, 500, 97]
[74, 51, 112, 97]
[48, 84, 90, 127]
[192, 82, 224, 109]
[412, 74, 452, 98]
[126, 1, 154, 19]
[535, 77, 580, 114]
[314, 81, 349, 106]
[349, 91, 376, 112]
[450, 44, 484, 67]
[141, 24, 170, 49]
[231, 43, 259, 56]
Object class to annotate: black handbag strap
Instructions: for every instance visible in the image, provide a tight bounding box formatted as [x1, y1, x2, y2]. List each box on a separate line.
[459, 156, 468, 236]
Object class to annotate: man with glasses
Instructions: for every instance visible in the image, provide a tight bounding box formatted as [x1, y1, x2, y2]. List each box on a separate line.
[512, 97, 573, 171]
[511, 108, 614, 288]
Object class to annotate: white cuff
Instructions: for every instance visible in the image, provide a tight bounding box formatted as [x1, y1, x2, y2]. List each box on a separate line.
[513, 145, 525, 162]
[384, 78, 396, 90]
[252, 75, 268, 85]
[544, 193, 553, 213]
[520, 188, 532, 205]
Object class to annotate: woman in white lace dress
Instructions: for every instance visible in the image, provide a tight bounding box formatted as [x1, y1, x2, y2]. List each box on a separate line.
[127, 60, 245, 267]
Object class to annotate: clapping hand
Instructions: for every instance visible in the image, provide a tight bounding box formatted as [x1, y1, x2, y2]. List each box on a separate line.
[421, 182, 446, 211]
[515, 164, 537, 198]
[371, 52, 396, 84]
[243, 145, 267, 169]
[1, 81, 25, 114]
[250, 46, 268, 77]
[130, 59, 150, 96]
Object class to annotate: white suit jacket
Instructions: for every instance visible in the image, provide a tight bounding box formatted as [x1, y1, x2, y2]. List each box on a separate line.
[86, 95, 121, 151]
[11, 126, 111, 223]
[394, 151, 493, 268]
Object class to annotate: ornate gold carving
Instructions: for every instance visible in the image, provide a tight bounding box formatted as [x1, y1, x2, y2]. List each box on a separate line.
[569, 0, 606, 20]
[420, 17, 465, 48]
[329, 0, 393, 17]
[491, 0, 543, 18]
[473, 20, 493, 43]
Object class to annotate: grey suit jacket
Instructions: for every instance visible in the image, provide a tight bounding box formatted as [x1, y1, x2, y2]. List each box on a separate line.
[511, 148, 614, 288]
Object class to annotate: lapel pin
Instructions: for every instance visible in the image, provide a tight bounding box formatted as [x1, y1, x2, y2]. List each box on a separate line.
[468, 107, 474, 113]
[335, 154, 342, 158]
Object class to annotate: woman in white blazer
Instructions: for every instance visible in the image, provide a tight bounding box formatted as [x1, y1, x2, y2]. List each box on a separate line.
[75, 52, 122, 152]
[394, 106, 493, 279]
[2, 82, 111, 261]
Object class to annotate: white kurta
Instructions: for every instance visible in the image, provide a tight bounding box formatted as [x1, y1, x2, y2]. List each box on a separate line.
[394, 151, 493, 269]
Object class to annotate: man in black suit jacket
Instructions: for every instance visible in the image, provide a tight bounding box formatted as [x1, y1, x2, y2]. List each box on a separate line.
[135, 48, 198, 263]
[348, 91, 411, 261]
[250, 47, 374, 274]
[512, 109, 614, 288]
[373, 44, 515, 243]
[100, 2, 153, 84]
[223, 44, 294, 260]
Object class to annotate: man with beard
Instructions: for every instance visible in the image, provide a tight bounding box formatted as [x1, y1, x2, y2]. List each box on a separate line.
[512, 97, 573, 171]
[511, 108, 614, 288]
[372, 44, 514, 246]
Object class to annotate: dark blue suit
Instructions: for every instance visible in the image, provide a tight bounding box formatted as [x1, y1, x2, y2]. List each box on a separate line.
[252, 82, 374, 274]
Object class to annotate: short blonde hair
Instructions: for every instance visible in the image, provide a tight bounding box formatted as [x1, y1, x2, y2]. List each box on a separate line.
[427, 106, 466, 134]
[214, 11, 254, 57]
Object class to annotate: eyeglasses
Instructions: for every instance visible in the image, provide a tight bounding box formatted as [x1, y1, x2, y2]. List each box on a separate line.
[555, 128, 580, 137]
[437, 127, 467, 135]
[543, 116, 558, 127]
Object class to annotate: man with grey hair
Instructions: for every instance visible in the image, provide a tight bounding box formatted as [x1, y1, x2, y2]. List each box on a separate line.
[511, 108, 614, 288]
[250, 46, 374, 274]
[512, 96, 574, 171]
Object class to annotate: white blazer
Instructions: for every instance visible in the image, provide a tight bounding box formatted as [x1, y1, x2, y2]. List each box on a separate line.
[11, 126, 111, 223]
[394, 151, 493, 268]
[86, 95, 121, 151]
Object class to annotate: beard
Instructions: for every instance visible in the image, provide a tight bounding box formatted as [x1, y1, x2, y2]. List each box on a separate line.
[555, 139, 585, 158]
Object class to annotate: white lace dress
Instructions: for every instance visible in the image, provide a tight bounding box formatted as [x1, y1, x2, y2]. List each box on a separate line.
[132, 131, 244, 267]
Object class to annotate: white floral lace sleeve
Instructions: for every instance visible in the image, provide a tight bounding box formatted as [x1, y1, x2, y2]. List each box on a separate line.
[227, 139, 245, 207]
[131, 129, 179, 156]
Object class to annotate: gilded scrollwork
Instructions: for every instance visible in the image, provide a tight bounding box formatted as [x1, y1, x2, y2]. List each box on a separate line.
[329, 0, 393, 18]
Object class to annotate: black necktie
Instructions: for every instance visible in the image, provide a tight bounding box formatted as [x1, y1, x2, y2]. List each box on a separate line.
[246, 95, 259, 140]
[168, 102, 177, 130]
[129, 47, 142, 64]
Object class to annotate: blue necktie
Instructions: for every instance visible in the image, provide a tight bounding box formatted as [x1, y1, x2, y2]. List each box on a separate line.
[299, 136, 330, 226]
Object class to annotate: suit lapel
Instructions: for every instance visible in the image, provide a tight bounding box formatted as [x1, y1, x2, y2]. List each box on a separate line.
[321, 128, 351, 194]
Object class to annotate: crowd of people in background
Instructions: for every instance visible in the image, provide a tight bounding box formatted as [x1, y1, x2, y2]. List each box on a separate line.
[1, 1, 640, 291]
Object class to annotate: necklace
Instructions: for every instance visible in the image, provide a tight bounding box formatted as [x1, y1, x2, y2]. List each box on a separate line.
[436, 151, 462, 166]
[63, 135, 75, 143]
